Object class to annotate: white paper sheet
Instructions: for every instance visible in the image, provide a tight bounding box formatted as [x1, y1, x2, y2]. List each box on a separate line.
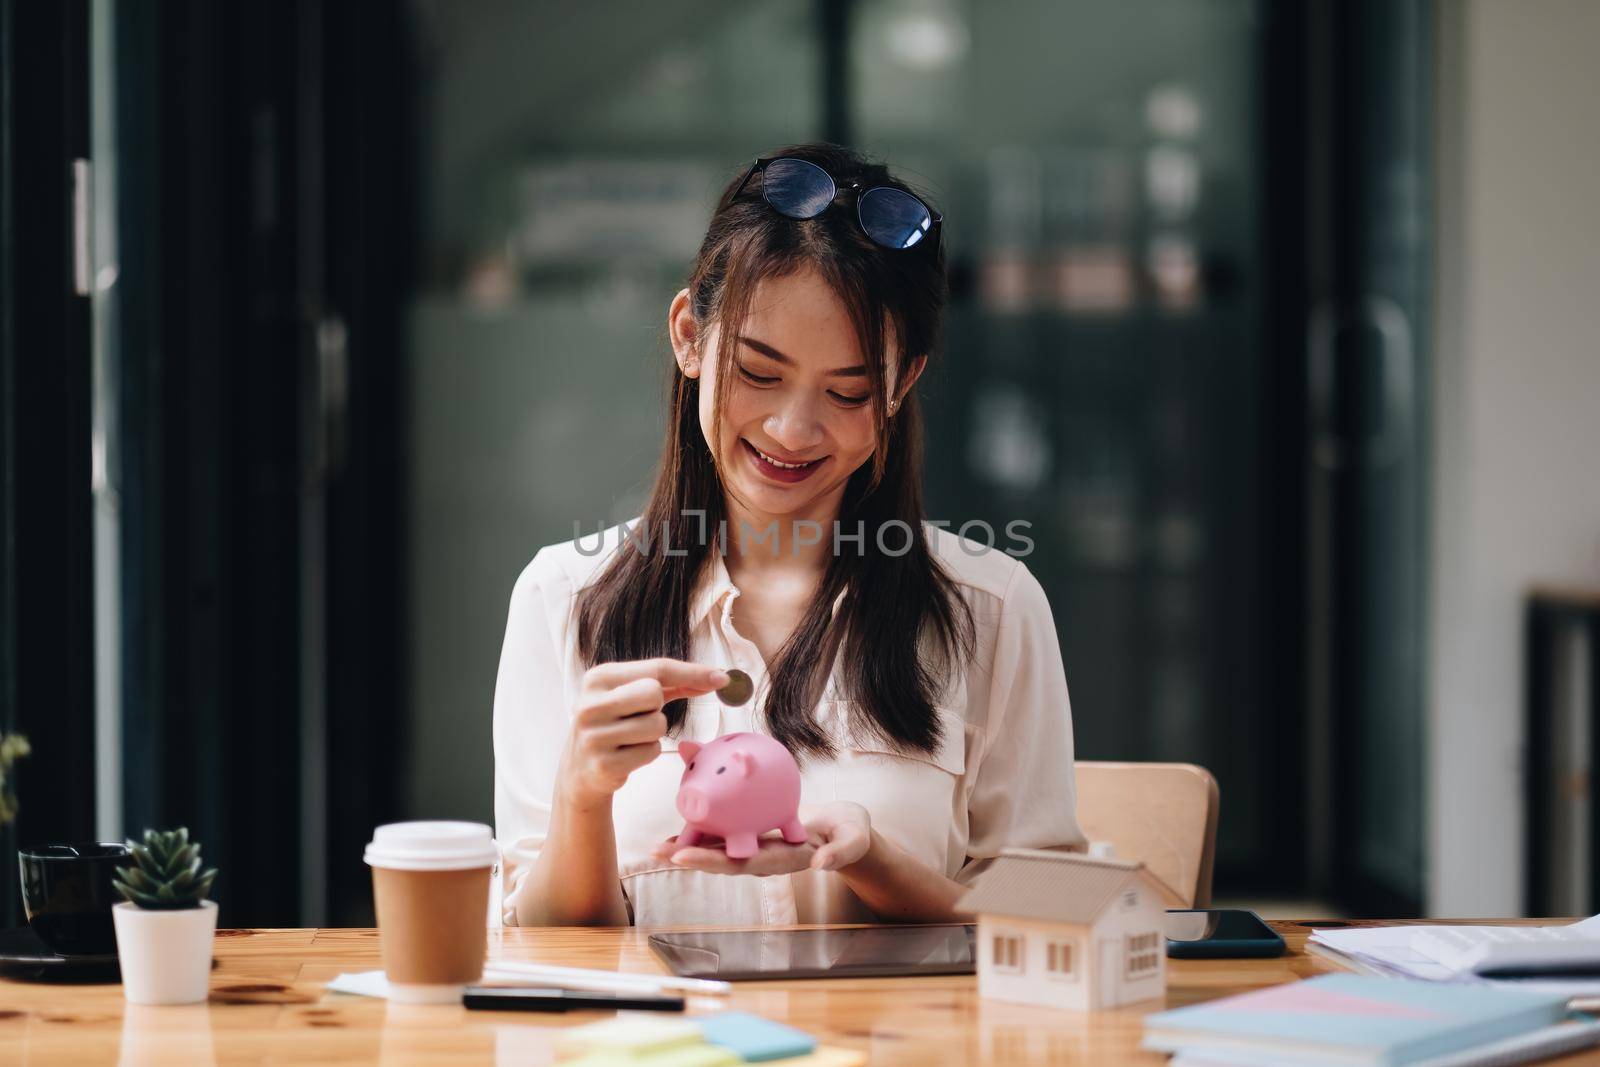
[1309, 916, 1600, 1000]
[326, 969, 392, 998]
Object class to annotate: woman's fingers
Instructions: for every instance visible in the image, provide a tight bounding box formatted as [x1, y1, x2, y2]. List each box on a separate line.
[562, 660, 727, 805]
[663, 838, 816, 877]
[669, 847, 751, 875]
[815, 823, 869, 870]
[600, 740, 663, 778]
[665, 847, 731, 872]
[586, 658, 728, 697]
[810, 839, 851, 871]
[589, 709, 668, 750]
[659, 684, 719, 703]
[578, 677, 668, 725]
[650, 804, 874, 876]
[733, 842, 816, 877]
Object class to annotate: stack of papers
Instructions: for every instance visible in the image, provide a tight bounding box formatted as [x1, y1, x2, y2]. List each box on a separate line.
[1307, 915, 1600, 1006]
[1141, 974, 1587, 1066]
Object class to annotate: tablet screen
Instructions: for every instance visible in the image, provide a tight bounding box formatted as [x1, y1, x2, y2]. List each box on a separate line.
[647, 924, 976, 981]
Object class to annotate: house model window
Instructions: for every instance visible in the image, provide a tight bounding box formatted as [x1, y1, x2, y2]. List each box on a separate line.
[1126, 932, 1161, 978]
[993, 932, 1024, 973]
[1046, 940, 1076, 979]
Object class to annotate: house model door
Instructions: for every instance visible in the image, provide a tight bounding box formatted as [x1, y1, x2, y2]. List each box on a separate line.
[1097, 939, 1120, 1008]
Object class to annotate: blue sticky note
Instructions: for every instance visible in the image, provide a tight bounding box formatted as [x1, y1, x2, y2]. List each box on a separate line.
[697, 1012, 817, 1062]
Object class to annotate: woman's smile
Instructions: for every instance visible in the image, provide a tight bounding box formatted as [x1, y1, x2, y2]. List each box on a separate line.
[741, 437, 828, 484]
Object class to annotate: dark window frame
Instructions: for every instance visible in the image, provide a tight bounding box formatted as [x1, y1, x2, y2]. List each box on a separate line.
[0, 0, 97, 925]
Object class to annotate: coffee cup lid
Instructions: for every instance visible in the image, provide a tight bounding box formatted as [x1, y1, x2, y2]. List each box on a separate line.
[363, 821, 498, 872]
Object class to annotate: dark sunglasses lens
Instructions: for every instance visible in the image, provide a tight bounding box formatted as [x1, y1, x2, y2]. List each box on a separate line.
[859, 187, 934, 250]
[762, 158, 835, 219]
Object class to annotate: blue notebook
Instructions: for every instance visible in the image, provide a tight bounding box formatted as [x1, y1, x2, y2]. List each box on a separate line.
[1141, 975, 1570, 1066]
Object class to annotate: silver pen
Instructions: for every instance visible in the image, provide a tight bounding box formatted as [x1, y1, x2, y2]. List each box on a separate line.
[483, 961, 732, 996]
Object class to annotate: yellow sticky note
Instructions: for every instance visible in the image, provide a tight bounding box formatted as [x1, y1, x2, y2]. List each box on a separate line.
[556, 1014, 704, 1059]
[562, 1046, 738, 1067]
[637, 1045, 739, 1067]
[765, 1046, 868, 1067]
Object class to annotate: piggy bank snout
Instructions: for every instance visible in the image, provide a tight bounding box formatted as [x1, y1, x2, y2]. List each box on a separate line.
[678, 785, 710, 823]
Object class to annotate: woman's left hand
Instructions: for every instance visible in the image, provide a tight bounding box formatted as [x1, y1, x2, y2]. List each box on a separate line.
[650, 802, 873, 877]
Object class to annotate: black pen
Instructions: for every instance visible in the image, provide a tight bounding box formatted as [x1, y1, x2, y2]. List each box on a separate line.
[462, 985, 686, 1013]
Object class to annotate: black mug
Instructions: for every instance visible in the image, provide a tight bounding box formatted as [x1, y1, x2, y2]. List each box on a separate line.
[18, 842, 133, 956]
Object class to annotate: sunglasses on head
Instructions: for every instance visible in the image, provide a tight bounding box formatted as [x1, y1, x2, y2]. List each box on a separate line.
[733, 157, 943, 253]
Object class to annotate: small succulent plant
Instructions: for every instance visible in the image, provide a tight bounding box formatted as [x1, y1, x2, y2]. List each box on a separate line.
[113, 827, 217, 910]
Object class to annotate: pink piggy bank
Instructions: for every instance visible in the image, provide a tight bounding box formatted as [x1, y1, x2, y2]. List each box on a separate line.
[674, 732, 806, 859]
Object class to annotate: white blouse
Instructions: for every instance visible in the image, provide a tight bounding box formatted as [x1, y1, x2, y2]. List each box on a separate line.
[492, 519, 1086, 927]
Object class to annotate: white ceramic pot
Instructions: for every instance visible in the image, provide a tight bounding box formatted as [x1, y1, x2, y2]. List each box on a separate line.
[112, 900, 218, 1005]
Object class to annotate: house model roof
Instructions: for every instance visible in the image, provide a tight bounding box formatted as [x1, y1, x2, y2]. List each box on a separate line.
[955, 847, 1150, 925]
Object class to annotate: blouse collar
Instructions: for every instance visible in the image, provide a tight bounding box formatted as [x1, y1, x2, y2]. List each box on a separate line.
[687, 549, 850, 632]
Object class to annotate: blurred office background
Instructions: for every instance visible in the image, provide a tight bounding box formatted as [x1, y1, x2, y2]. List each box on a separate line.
[3, 0, 1597, 927]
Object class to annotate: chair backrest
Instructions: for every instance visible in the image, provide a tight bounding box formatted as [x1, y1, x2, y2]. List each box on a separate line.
[1074, 761, 1219, 908]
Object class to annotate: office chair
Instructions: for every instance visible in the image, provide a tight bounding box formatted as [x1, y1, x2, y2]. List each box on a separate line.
[1074, 761, 1220, 908]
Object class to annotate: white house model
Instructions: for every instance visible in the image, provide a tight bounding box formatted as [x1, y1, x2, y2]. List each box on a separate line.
[956, 846, 1168, 1011]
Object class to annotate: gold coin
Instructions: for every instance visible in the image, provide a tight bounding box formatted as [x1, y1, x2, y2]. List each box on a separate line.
[716, 668, 753, 706]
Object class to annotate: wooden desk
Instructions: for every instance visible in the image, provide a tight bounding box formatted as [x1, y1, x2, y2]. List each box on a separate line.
[0, 919, 1589, 1065]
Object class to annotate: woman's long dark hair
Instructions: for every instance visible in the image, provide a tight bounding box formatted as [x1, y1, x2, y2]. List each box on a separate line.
[576, 142, 974, 761]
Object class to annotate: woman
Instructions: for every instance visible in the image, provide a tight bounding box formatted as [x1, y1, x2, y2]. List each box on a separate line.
[494, 143, 1085, 928]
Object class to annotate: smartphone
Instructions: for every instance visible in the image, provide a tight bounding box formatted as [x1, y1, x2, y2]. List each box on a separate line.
[1165, 908, 1286, 958]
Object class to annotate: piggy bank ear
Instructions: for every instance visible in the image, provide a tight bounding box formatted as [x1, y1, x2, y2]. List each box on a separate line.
[678, 740, 701, 764]
[730, 750, 754, 778]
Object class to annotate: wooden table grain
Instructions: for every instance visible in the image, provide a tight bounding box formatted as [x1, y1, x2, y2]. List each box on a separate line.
[0, 919, 1591, 1065]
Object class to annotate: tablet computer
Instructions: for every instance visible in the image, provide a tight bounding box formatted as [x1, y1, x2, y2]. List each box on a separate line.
[647, 924, 976, 981]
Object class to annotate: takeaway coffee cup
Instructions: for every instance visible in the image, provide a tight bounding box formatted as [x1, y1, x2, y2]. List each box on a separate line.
[364, 821, 497, 1003]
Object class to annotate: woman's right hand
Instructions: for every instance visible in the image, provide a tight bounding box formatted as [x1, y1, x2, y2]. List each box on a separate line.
[557, 658, 729, 812]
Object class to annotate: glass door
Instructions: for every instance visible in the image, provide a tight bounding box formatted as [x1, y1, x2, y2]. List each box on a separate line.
[848, 0, 1284, 893]
[402, 0, 823, 823]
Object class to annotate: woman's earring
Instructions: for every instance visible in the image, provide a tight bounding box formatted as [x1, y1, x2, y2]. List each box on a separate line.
[888, 397, 900, 415]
